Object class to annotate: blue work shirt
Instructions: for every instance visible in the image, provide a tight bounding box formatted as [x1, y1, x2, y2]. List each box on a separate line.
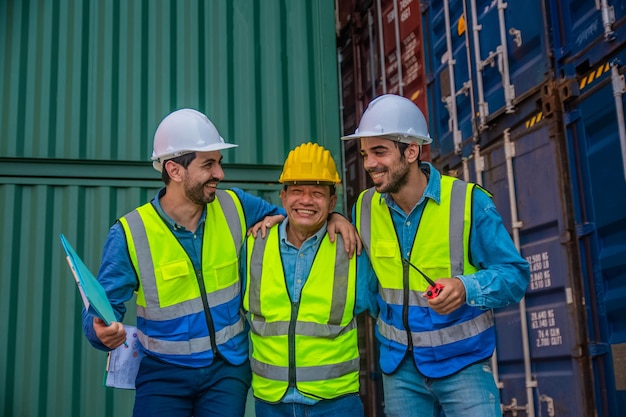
[82, 187, 286, 351]
[241, 217, 378, 404]
[355, 162, 529, 309]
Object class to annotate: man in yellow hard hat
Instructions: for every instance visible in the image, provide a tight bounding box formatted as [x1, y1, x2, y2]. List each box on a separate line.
[241, 142, 378, 417]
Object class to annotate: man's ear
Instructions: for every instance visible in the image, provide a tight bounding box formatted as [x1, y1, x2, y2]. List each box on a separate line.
[329, 194, 338, 212]
[164, 160, 183, 182]
[404, 142, 421, 163]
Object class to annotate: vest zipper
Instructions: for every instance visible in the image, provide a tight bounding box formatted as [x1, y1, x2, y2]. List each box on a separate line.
[402, 260, 413, 352]
[288, 301, 300, 387]
[195, 268, 219, 356]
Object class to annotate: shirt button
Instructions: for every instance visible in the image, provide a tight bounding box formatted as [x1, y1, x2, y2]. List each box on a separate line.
[470, 300, 476, 305]
[297, 279, 302, 284]
[299, 253, 304, 257]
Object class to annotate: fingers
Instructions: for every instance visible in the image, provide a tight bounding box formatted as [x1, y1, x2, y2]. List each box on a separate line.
[94, 319, 127, 349]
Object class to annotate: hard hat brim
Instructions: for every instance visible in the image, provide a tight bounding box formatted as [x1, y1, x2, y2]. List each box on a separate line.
[151, 141, 238, 172]
[340, 132, 433, 145]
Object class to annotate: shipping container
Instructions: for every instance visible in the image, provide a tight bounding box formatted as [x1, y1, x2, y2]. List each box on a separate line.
[421, 0, 553, 161]
[337, 0, 431, 214]
[337, 1, 626, 417]
[558, 41, 626, 417]
[445, 89, 596, 417]
[549, 0, 626, 74]
[0, 1, 341, 417]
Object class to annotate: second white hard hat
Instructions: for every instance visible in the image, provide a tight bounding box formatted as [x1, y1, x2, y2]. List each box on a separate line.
[341, 94, 432, 145]
[151, 108, 238, 172]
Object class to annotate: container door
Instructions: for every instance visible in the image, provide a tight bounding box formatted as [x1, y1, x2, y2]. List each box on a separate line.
[471, 0, 551, 122]
[549, 0, 626, 69]
[562, 46, 626, 417]
[421, 0, 476, 161]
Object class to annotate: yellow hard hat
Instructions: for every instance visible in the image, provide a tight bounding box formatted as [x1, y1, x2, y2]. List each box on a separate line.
[279, 142, 341, 185]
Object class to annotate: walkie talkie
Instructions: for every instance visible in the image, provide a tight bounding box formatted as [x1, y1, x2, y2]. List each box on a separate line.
[402, 258, 444, 299]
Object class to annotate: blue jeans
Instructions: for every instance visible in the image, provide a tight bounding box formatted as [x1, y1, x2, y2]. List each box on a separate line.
[382, 357, 501, 417]
[133, 354, 251, 417]
[255, 394, 364, 417]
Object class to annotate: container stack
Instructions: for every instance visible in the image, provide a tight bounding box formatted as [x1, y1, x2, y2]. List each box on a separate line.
[336, 1, 626, 416]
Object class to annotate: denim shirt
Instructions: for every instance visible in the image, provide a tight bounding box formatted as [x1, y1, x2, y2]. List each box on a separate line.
[241, 218, 378, 404]
[374, 162, 529, 309]
[82, 187, 286, 351]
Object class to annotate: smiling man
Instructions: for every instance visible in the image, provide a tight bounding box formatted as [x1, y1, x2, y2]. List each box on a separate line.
[242, 142, 377, 417]
[341, 94, 530, 417]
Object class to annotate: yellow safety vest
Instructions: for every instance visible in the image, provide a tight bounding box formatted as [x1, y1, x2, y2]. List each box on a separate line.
[355, 176, 495, 377]
[120, 190, 248, 367]
[243, 226, 360, 402]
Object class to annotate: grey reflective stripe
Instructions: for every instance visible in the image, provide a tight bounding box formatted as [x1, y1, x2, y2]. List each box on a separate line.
[215, 190, 243, 249]
[250, 317, 357, 337]
[379, 286, 430, 307]
[251, 356, 360, 382]
[330, 237, 348, 325]
[248, 232, 268, 318]
[124, 209, 160, 306]
[137, 280, 240, 320]
[449, 180, 467, 276]
[377, 309, 494, 347]
[138, 316, 245, 355]
[358, 188, 376, 258]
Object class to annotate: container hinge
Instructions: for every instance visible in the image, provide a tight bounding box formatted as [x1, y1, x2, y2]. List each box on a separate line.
[575, 222, 596, 236]
[588, 342, 610, 357]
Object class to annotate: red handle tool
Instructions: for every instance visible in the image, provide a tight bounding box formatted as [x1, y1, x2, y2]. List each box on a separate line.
[402, 259, 444, 299]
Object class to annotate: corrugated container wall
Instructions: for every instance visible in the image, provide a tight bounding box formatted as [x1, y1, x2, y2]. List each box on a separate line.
[0, 1, 340, 416]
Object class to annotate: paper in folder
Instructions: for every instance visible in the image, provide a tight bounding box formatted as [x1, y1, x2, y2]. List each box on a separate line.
[60, 234, 117, 325]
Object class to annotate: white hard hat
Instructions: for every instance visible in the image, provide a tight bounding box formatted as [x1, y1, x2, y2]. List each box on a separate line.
[151, 108, 238, 172]
[341, 94, 432, 145]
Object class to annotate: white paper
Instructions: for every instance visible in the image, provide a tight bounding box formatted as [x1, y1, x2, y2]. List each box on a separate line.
[105, 325, 144, 389]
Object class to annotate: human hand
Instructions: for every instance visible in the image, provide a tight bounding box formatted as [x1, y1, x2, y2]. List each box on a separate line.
[327, 213, 362, 258]
[247, 214, 285, 239]
[427, 277, 466, 315]
[93, 317, 127, 349]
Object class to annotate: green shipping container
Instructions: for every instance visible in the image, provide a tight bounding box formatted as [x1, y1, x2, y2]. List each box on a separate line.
[0, 1, 341, 416]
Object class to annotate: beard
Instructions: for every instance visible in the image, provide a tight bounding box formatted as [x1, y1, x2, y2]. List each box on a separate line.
[371, 159, 410, 194]
[184, 177, 217, 205]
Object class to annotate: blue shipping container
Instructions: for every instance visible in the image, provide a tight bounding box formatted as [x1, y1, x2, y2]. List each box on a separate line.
[448, 99, 594, 416]
[561, 43, 626, 417]
[421, 0, 552, 161]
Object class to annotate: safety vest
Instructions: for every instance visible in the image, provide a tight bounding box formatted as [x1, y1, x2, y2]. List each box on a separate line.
[243, 227, 360, 402]
[355, 176, 495, 378]
[119, 189, 248, 368]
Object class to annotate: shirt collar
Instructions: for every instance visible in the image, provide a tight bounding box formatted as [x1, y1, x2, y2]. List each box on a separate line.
[279, 217, 328, 249]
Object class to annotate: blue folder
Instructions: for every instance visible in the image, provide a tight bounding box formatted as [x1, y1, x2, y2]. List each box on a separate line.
[60, 234, 117, 325]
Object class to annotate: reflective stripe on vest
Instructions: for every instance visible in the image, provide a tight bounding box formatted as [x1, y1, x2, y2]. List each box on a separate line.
[244, 227, 360, 401]
[121, 190, 247, 364]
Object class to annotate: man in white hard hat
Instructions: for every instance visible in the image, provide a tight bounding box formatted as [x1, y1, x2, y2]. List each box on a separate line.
[81, 109, 361, 417]
[242, 142, 377, 417]
[342, 94, 530, 417]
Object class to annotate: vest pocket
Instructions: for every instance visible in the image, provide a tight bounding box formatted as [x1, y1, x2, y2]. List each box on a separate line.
[212, 258, 239, 289]
[372, 240, 398, 258]
[156, 259, 197, 307]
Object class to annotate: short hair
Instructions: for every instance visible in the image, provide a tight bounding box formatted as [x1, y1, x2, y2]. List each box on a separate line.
[161, 152, 197, 184]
